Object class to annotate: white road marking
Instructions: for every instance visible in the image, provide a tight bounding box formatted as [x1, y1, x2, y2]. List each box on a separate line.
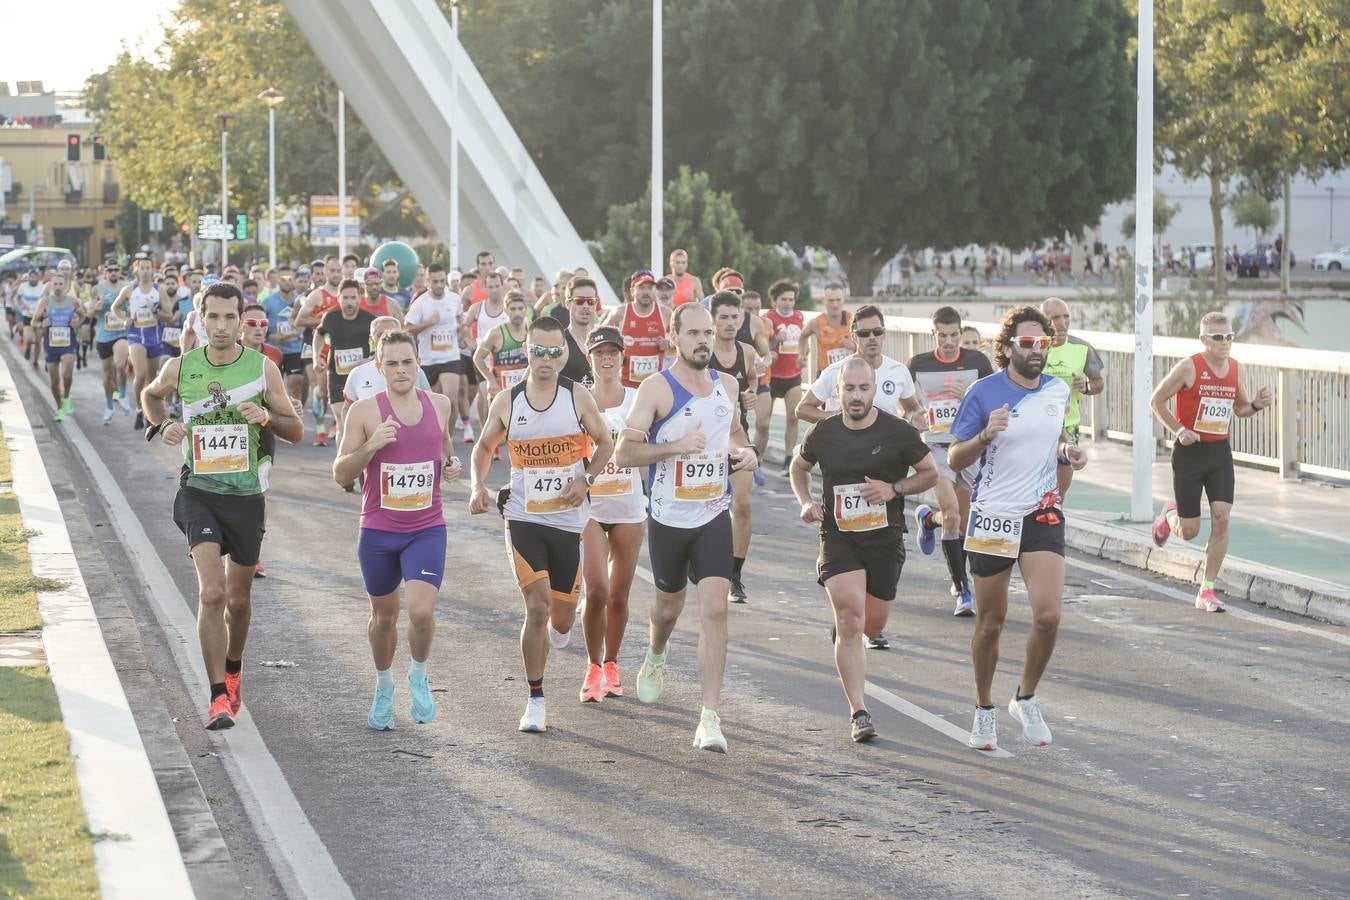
[630, 561, 1014, 757]
[19, 363, 353, 900]
[1068, 556, 1350, 649]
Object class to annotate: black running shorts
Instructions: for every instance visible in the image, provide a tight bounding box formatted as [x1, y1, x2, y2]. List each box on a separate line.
[967, 508, 1065, 578]
[817, 527, 906, 602]
[1171, 439, 1235, 519]
[647, 510, 733, 593]
[172, 486, 266, 567]
[506, 520, 582, 603]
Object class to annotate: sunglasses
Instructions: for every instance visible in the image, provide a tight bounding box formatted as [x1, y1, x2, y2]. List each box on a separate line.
[852, 327, 886, 338]
[1203, 332, 1235, 342]
[569, 296, 598, 306]
[530, 345, 565, 359]
[242, 317, 269, 328]
[1011, 335, 1053, 350]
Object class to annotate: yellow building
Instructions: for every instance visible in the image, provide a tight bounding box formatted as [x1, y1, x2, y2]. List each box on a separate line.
[0, 85, 120, 263]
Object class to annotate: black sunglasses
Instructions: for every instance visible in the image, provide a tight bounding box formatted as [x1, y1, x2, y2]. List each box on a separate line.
[852, 327, 885, 338]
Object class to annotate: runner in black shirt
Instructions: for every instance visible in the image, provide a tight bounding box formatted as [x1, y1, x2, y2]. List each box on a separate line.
[314, 278, 377, 448]
[790, 357, 937, 743]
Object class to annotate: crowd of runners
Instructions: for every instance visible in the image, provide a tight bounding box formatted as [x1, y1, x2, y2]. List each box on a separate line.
[2, 248, 1271, 752]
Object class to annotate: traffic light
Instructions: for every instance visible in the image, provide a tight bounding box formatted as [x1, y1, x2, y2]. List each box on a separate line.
[233, 212, 249, 240]
[92, 134, 106, 161]
[66, 133, 81, 162]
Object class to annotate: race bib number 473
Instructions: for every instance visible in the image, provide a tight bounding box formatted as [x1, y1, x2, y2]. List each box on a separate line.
[524, 466, 576, 513]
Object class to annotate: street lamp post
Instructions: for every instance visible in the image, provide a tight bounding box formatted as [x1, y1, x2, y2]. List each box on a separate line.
[258, 88, 286, 268]
[338, 90, 347, 260]
[449, 0, 460, 269]
[217, 112, 234, 267]
[1130, 0, 1154, 523]
[650, 0, 663, 275]
[1328, 187, 1336, 245]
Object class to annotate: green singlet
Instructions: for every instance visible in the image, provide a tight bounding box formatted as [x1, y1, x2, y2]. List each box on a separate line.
[177, 346, 267, 495]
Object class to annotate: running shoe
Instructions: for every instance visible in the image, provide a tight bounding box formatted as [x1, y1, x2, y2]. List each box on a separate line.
[408, 669, 437, 723]
[914, 503, 937, 555]
[54, 407, 67, 423]
[205, 694, 235, 731]
[953, 581, 975, 617]
[968, 707, 997, 751]
[636, 647, 666, 704]
[254, 561, 266, 578]
[730, 575, 748, 604]
[580, 663, 605, 703]
[134, 410, 145, 430]
[602, 660, 623, 697]
[1151, 501, 1176, 548]
[368, 683, 395, 730]
[102, 407, 114, 425]
[1008, 695, 1052, 746]
[693, 708, 728, 753]
[328, 424, 338, 441]
[118, 392, 132, 414]
[1195, 588, 1227, 613]
[519, 696, 548, 733]
[851, 710, 878, 743]
[548, 621, 571, 650]
[60, 397, 74, 418]
[752, 468, 765, 487]
[864, 632, 890, 650]
[313, 430, 328, 447]
[461, 418, 475, 443]
[225, 671, 243, 715]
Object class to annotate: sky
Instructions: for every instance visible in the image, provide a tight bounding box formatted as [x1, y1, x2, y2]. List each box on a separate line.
[6, 0, 178, 92]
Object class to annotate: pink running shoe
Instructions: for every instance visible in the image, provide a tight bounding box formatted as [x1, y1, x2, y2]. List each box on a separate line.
[1152, 502, 1176, 548]
[1195, 588, 1226, 613]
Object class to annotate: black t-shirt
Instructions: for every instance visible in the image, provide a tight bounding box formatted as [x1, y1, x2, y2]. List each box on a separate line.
[907, 348, 994, 441]
[798, 412, 930, 534]
[318, 308, 377, 373]
[559, 328, 591, 384]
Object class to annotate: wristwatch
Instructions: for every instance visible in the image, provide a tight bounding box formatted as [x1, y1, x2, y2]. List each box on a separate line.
[891, 480, 905, 497]
[584, 473, 596, 487]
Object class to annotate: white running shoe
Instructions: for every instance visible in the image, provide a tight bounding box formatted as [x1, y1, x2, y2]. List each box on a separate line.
[693, 708, 728, 753]
[518, 697, 548, 733]
[969, 707, 998, 751]
[1008, 695, 1053, 746]
[548, 621, 571, 650]
[461, 419, 476, 443]
[118, 392, 132, 414]
[102, 407, 114, 425]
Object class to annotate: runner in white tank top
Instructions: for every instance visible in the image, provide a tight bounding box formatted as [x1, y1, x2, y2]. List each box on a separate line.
[614, 304, 759, 753]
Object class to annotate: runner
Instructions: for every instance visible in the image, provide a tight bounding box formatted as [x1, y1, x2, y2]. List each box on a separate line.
[335, 330, 461, 729]
[615, 304, 759, 752]
[603, 269, 670, 388]
[31, 271, 83, 420]
[707, 290, 762, 603]
[240, 303, 284, 578]
[578, 326, 646, 702]
[91, 259, 132, 424]
[404, 262, 463, 417]
[474, 291, 531, 397]
[947, 305, 1087, 751]
[343, 316, 433, 403]
[798, 282, 854, 377]
[558, 278, 599, 384]
[16, 268, 45, 369]
[731, 285, 773, 487]
[1041, 297, 1104, 498]
[666, 248, 704, 307]
[360, 266, 404, 321]
[159, 269, 185, 358]
[461, 269, 509, 441]
[261, 264, 308, 413]
[790, 357, 936, 742]
[755, 279, 806, 471]
[110, 253, 173, 430]
[1149, 311, 1272, 612]
[141, 281, 304, 729]
[378, 259, 412, 313]
[314, 279, 377, 455]
[908, 307, 994, 616]
[961, 326, 986, 356]
[295, 257, 344, 445]
[469, 317, 613, 733]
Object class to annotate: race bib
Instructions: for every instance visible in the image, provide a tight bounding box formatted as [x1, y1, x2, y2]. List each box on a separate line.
[105, 311, 127, 331]
[430, 325, 458, 353]
[827, 347, 851, 365]
[498, 367, 527, 390]
[192, 423, 250, 475]
[832, 483, 888, 532]
[335, 346, 365, 375]
[300, 344, 314, 360]
[779, 325, 801, 355]
[380, 461, 434, 511]
[524, 466, 576, 513]
[1193, 397, 1233, 436]
[134, 306, 158, 328]
[47, 326, 72, 348]
[674, 453, 725, 501]
[162, 327, 183, 345]
[964, 509, 1023, 559]
[927, 398, 961, 434]
[629, 353, 662, 381]
[591, 457, 635, 497]
[277, 320, 296, 337]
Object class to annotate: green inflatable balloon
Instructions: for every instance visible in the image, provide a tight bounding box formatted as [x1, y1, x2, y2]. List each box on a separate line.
[369, 241, 419, 291]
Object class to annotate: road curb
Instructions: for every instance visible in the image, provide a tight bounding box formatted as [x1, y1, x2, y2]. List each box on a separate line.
[0, 353, 194, 899]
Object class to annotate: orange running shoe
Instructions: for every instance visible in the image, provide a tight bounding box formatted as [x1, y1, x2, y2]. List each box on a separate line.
[225, 671, 243, 715]
[205, 694, 235, 730]
[314, 429, 328, 447]
[254, 561, 266, 578]
[602, 660, 623, 697]
[579, 663, 605, 703]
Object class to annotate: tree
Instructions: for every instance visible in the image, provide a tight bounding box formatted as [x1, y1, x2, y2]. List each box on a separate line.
[1121, 190, 1182, 241]
[594, 167, 800, 298]
[1230, 191, 1278, 242]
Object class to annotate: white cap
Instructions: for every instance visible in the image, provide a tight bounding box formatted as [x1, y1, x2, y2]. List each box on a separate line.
[448, 270, 463, 281]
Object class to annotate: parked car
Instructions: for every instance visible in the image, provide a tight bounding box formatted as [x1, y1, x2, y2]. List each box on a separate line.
[1311, 245, 1350, 271]
[1237, 244, 1295, 278]
[0, 246, 77, 278]
[1180, 242, 1216, 272]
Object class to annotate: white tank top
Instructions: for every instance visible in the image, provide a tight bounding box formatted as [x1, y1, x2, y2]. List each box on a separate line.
[17, 282, 43, 315]
[588, 387, 646, 525]
[647, 370, 734, 529]
[128, 283, 162, 331]
[470, 302, 508, 357]
[504, 377, 591, 532]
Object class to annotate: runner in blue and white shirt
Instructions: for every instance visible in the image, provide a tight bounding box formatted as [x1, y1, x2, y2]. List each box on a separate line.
[948, 305, 1086, 754]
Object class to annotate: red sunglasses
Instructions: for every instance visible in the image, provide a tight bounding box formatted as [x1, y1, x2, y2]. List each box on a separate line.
[242, 317, 269, 328]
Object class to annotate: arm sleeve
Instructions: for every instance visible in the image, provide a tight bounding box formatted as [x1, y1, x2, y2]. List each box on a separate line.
[949, 386, 986, 442]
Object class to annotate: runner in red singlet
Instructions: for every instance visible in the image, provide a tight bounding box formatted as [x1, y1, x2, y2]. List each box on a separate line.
[755, 278, 805, 471]
[666, 248, 704, 307]
[603, 269, 671, 389]
[295, 257, 344, 445]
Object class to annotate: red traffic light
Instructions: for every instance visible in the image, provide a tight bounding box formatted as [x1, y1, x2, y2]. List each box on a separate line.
[92, 134, 106, 161]
[66, 133, 81, 161]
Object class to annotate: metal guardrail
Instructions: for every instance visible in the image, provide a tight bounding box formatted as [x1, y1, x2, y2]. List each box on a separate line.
[801, 312, 1350, 483]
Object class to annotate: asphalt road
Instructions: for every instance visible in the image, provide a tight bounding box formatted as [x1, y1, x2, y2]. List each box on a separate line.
[7, 341, 1348, 899]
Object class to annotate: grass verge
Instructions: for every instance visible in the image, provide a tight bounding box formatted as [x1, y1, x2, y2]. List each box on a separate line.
[0, 667, 99, 899]
[0, 419, 12, 483]
[0, 493, 51, 633]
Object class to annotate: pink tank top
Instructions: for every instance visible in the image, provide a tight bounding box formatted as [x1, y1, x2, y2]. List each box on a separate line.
[360, 390, 445, 532]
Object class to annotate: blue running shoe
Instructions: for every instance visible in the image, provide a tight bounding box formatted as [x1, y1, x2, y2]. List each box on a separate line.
[408, 670, 437, 723]
[914, 503, 937, 555]
[368, 683, 395, 730]
[753, 468, 765, 487]
[953, 580, 975, 617]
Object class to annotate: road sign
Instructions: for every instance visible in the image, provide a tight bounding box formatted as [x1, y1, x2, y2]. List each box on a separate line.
[233, 212, 249, 240]
[197, 214, 229, 241]
[309, 195, 362, 218]
[148, 212, 164, 232]
[310, 220, 363, 246]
